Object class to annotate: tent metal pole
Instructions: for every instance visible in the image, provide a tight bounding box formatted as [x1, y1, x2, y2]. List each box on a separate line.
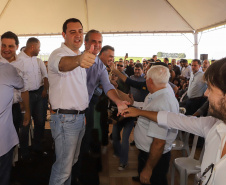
[194, 32, 198, 59]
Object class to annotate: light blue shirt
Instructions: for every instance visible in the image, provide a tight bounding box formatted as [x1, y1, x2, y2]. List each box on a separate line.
[187, 71, 207, 98]
[0, 63, 24, 156]
[86, 56, 114, 101]
[134, 88, 179, 153]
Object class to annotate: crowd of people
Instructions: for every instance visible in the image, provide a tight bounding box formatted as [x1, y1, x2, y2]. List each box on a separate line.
[0, 17, 226, 185]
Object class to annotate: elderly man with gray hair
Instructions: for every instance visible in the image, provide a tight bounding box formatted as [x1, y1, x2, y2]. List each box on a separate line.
[131, 65, 179, 185]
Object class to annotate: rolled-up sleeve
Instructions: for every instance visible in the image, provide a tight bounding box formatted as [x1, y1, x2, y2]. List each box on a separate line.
[48, 50, 66, 74]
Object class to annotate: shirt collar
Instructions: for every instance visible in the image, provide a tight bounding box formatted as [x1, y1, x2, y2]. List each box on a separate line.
[148, 87, 168, 100]
[19, 50, 35, 59]
[61, 43, 81, 56]
[94, 55, 100, 64]
[193, 70, 203, 76]
[216, 121, 226, 139]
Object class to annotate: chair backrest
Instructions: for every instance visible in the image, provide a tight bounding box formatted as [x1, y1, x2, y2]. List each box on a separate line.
[188, 135, 199, 159]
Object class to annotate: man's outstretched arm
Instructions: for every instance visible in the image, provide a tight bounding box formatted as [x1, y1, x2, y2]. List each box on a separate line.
[122, 107, 158, 122]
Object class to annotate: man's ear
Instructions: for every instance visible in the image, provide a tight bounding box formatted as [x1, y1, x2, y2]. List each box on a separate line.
[62, 32, 66, 39]
[149, 78, 154, 85]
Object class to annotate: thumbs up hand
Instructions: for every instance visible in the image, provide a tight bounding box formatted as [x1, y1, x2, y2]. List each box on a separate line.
[79, 44, 96, 68]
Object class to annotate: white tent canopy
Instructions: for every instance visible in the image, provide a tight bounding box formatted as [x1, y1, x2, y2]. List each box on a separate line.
[1, 0, 226, 36]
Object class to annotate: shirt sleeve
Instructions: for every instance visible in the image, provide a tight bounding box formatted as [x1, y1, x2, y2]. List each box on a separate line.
[10, 65, 24, 90]
[11, 60, 28, 92]
[157, 111, 217, 138]
[126, 77, 147, 90]
[38, 58, 48, 78]
[133, 101, 144, 109]
[48, 49, 68, 74]
[147, 98, 177, 140]
[100, 69, 115, 94]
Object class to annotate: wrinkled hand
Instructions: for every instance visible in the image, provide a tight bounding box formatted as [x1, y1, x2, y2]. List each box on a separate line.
[116, 101, 130, 116]
[121, 107, 139, 118]
[42, 89, 48, 98]
[79, 45, 96, 68]
[140, 166, 152, 184]
[23, 112, 31, 126]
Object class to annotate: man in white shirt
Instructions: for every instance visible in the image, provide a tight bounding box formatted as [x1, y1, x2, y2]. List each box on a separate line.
[129, 65, 179, 184]
[122, 58, 226, 185]
[0, 31, 30, 134]
[0, 62, 24, 185]
[180, 59, 191, 79]
[18, 37, 49, 159]
[48, 18, 96, 185]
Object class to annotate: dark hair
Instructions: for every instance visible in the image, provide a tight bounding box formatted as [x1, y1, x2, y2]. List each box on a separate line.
[135, 63, 143, 70]
[20, 46, 26, 52]
[1, 31, 19, 45]
[192, 59, 201, 65]
[164, 57, 169, 61]
[148, 58, 155, 63]
[99, 45, 114, 56]
[85, 29, 101, 42]
[181, 59, 188, 63]
[156, 59, 162, 62]
[204, 58, 226, 94]
[152, 55, 157, 58]
[63, 18, 83, 33]
[153, 62, 168, 68]
[26, 37, 39, 46]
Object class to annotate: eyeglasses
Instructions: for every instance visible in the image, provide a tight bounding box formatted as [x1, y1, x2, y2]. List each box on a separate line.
[197, 163, 214, 185]
[117, 64, 123, 67]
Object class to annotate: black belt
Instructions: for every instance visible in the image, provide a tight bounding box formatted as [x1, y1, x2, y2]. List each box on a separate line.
[53, 109, 85, 114]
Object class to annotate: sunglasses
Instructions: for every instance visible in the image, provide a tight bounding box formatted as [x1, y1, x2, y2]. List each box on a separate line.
[197, 163, 214, 185]
[117, 64, 123, 67]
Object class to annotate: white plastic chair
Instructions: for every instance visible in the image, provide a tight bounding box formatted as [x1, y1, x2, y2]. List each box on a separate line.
[171, 107, 190, 157]
[171, 135, 204, 185]
[172, 131, 190, 157]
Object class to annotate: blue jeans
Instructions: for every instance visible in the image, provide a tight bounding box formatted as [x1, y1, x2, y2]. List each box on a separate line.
[112, 118, 134, 165]
[49, 113, 85, 185]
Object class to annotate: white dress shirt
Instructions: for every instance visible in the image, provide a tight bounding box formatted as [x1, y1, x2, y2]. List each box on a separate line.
[48, 43, 88, 111]
[134, 88, 179, 154]
[181, 65, 192, 79]
[18, 51, 48, 91]
[158, 111, 226, 185]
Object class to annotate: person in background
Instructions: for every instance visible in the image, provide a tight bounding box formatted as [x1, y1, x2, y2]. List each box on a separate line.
[18, 37, 49, 159]
[202, 59, 210, 72]
[125, 59, 134, 77]
[185, 59, 207, 115]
